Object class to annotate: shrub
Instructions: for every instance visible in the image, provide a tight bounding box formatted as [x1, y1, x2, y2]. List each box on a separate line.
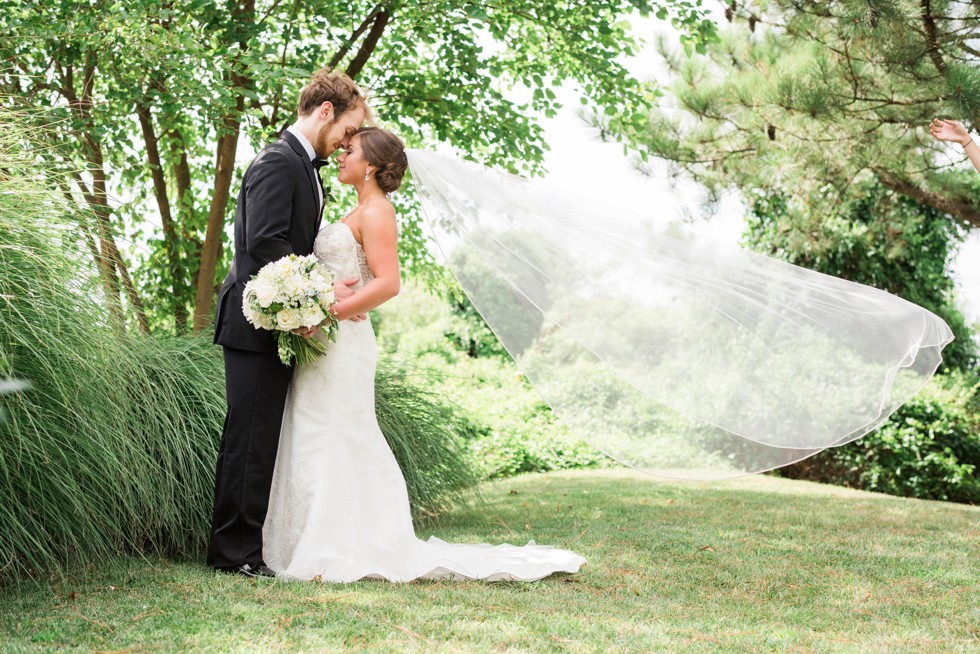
[746, 186, 977, 371]
[374, 359, 484, 518]
[384, 280, 979, 501]
[376, 285, 611, 480]
[779, 372, 980, 504]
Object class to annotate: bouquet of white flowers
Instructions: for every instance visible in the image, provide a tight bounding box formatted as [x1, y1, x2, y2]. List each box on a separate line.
[242, 254, 338, 365]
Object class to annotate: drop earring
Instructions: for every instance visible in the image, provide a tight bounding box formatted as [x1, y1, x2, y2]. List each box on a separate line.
[364, 169, 371, 181]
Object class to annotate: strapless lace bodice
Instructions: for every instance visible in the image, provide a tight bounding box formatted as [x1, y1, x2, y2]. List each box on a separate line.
[313, 221, 374, 288]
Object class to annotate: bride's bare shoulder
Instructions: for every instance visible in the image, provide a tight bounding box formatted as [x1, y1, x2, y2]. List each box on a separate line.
[359, 198, 397, 232]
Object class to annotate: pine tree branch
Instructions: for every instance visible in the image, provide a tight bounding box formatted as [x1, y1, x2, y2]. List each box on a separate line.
[56, 56, 130, 326]
[957, 42, 980, 58]
[876, 170, 980, 229]
[920, 0, 948, 74]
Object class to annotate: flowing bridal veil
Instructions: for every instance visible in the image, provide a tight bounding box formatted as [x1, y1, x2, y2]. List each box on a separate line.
[405, 149, 954, 480]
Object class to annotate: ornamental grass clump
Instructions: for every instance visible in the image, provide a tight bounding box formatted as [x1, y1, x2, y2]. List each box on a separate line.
[0, 118, 225, 581]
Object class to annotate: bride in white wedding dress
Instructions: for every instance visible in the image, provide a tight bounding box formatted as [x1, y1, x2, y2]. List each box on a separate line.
[262, 127, 587, 582]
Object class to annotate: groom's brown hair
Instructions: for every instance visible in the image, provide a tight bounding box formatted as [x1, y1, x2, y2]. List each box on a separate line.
[297, 68, 371, 120]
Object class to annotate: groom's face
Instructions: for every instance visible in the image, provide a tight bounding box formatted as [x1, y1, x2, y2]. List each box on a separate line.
[313, 105, 367, 158]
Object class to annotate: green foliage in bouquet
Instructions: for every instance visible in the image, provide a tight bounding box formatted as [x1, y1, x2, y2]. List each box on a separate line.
[276, 329, 328, 367]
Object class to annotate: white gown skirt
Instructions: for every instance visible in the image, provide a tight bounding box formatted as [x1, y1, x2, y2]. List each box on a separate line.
[262, 319, 588, 582]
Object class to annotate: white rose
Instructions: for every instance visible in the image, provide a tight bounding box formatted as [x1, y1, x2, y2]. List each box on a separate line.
[243, 305, 262, 327]
[283, 274, 305, 297]
[256, 313, 275, 331]
[252, 279, 278, 308]
[276, 308, 304, 331]
[274, 259, 293, 277]
[301, 306, 325, 327]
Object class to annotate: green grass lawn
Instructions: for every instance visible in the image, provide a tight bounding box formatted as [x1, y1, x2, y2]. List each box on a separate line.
[1, 469, 977, 653]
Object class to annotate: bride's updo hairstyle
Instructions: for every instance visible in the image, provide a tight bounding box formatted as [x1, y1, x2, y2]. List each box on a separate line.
[356, 127, 408, 193]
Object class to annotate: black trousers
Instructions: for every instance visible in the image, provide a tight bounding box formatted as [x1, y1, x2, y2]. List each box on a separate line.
[207, 346, 294, 569]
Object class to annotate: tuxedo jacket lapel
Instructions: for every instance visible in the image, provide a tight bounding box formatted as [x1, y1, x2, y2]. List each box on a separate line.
[281, 131, 321, 225]
[313, 169, 325, 233]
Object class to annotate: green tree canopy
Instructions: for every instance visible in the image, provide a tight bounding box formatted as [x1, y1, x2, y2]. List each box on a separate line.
[611, 0, 980, 230]
[0, 0, 716, 333]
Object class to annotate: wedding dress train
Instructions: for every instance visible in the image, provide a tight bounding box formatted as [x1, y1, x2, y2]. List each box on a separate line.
[262, 221, 587, 582]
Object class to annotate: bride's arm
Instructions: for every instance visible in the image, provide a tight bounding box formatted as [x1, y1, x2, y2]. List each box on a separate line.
[328, 203, 400, 321]
[930, 118, 980, 174]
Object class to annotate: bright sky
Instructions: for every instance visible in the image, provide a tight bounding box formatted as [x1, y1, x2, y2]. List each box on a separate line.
[528, 14, 980, 326]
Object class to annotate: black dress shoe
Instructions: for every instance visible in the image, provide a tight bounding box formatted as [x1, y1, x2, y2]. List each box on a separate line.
[222, 562, 277, 579]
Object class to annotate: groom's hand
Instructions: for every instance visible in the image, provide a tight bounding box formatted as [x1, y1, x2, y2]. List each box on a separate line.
[333, 277, 368, 322]
[334, 277, 360, 300]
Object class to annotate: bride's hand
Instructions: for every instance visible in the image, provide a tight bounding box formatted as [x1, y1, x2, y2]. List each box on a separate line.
[326, 303, 368, 322]
[292, 324, 321, 339]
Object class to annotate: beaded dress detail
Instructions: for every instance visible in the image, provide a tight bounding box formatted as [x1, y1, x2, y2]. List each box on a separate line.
[262, 221, 587, 582]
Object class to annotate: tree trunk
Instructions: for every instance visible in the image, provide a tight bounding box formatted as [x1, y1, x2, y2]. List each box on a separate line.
[919, 0, 947, 74]
[327, 3, 388, 71]
[191, 0, 254, 331]
[191, 117, 240, 331]
[60, 55, 149, 331]
[69, 171, 124, 323]
[346, 9, 390, 80]
[170, 128, 199, 332]
[87, 135, 149, 332]
[137, 100, 187, 331]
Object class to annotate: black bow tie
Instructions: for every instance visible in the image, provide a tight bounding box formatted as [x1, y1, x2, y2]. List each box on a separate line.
[313, 158, 329, 170]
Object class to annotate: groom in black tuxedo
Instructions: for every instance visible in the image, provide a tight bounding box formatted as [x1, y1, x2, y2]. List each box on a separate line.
[208, 70, 369, 577]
